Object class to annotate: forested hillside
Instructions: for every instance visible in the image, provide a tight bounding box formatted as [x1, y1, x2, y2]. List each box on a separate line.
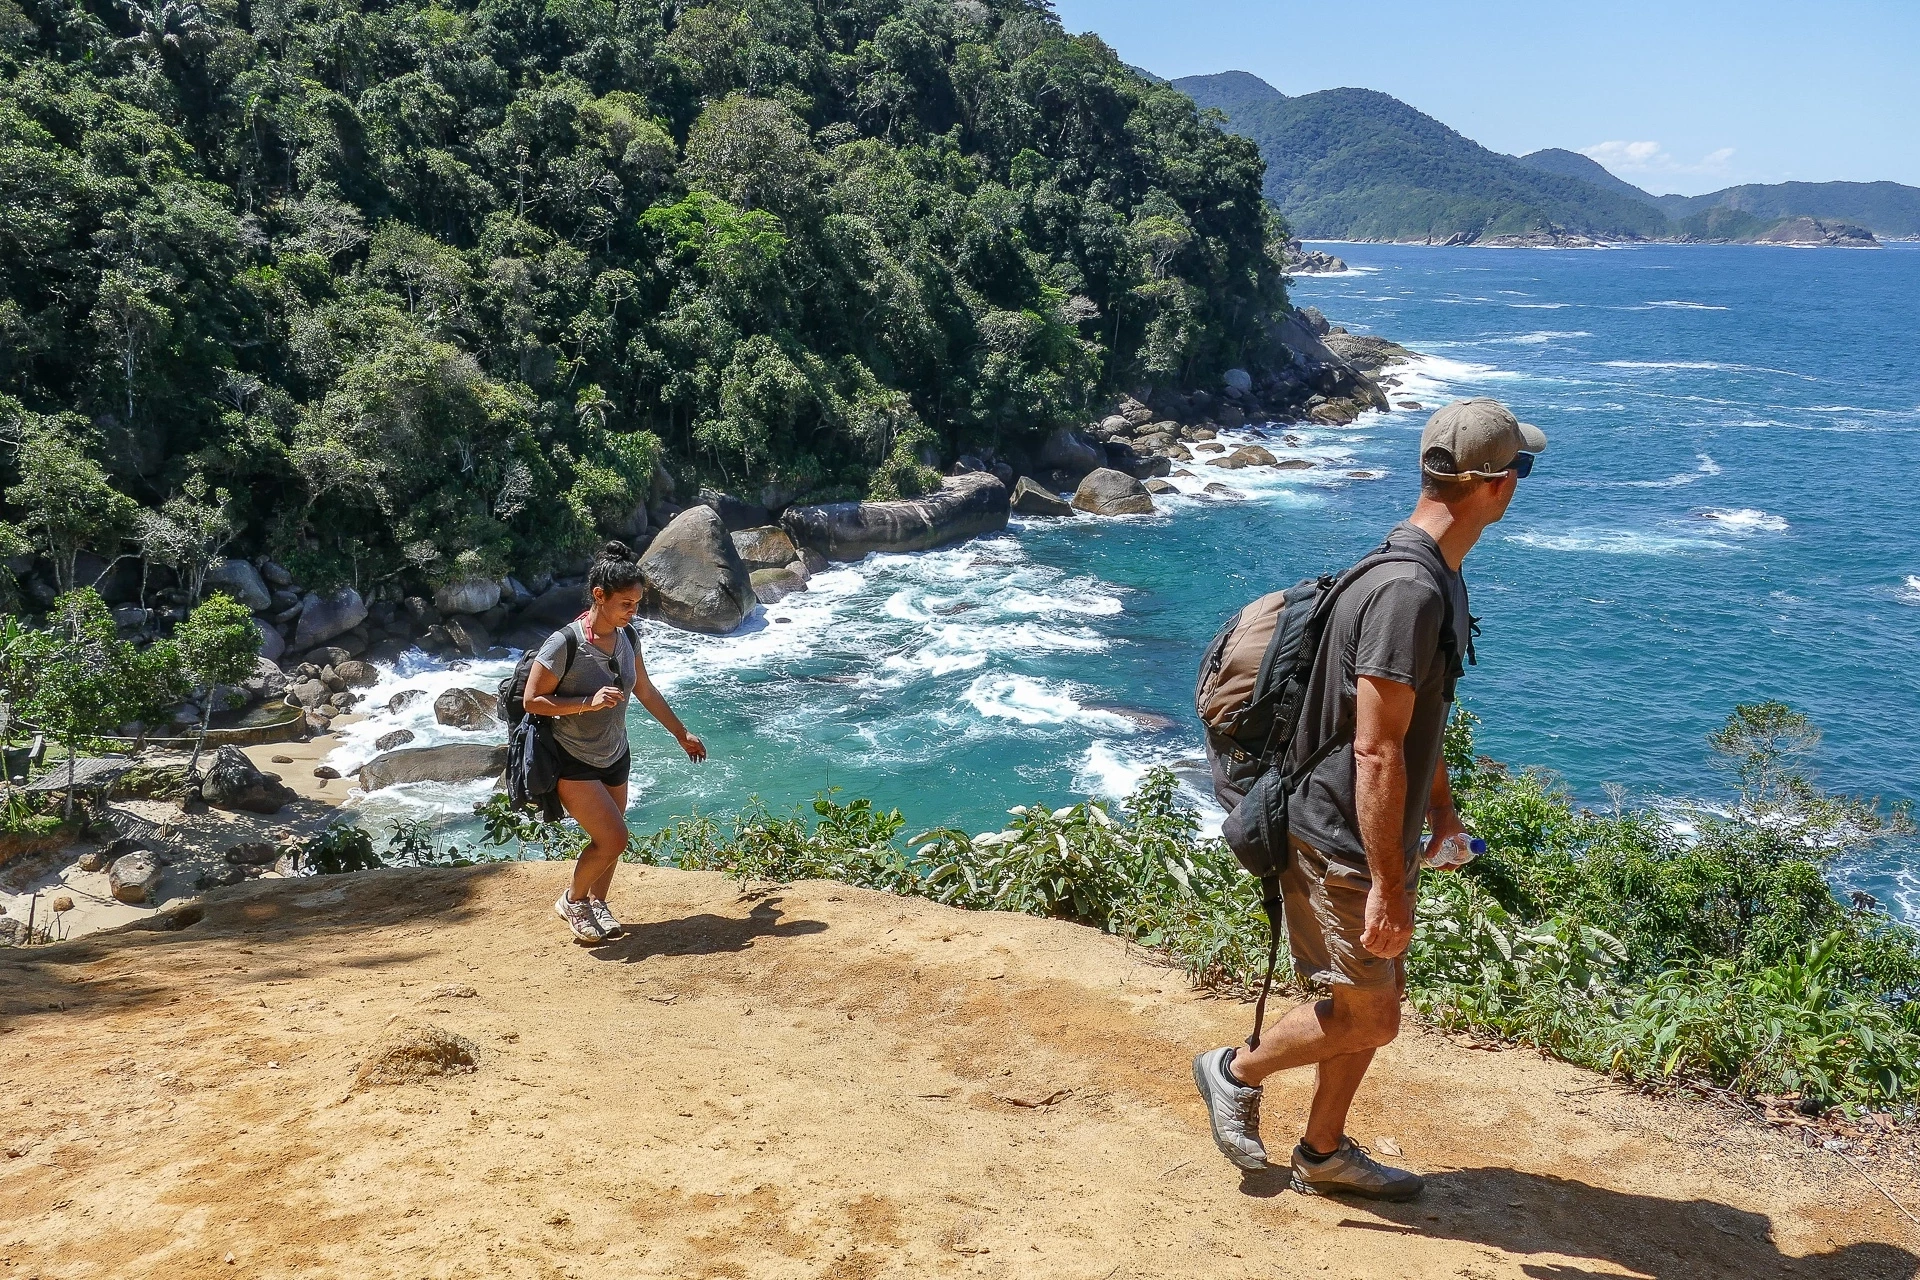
[1516, 148, 1664, 210]
[1656, 181, 1920, 238]
[1174, 74, 1669, 243]
[0, 0, 1289, 595]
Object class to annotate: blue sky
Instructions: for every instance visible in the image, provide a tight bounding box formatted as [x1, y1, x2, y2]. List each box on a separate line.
[1050, 1, 1920, 195]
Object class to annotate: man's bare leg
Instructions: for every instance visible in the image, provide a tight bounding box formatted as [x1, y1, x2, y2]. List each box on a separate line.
[1229, 984, 1401, 1086]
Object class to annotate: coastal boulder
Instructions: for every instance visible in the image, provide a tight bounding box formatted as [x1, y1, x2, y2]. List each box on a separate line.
[639, 507, 757, 634]
[434, 687, 499, 731]
[358, 743, 510, 792]
[109, 851, 163, 904]
[200, 745, 296, 815]
[434, 578, 502, 617]
[782, 473, 1010, 562]
[253, 619, 285, 664]
[1209, 445, 1278, 470]
[1223, 368, 1253, 397]
[334, 660, 379, 688]
[204, 559, 271, 612]
[751, 567, 807, 604]
[292, 588, 367, 651]
[1038, 428, 1103, 477]
[521, 583, 585, 628]
[440, 616, 491, 658]
[374, 728, 416, 752]
[387, 689, 428, 714]
[696, 488, 772, 533]
[732, 526, 801, 572]
[1070, 468, 1156, 517]
[1010, 477, 1074, 518]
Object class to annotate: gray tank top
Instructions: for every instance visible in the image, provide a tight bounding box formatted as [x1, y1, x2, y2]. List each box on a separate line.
[533, 621, 638, 769]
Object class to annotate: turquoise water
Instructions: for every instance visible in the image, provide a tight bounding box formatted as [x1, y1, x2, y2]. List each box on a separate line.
[329, 243, 1920, 919]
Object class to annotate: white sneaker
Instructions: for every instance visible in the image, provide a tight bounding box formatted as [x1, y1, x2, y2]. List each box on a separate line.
[554, 891, 606, 944]
[590, 898, 624, 939]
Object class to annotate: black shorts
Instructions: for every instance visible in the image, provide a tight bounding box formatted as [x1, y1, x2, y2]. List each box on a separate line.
[552, 744, 631, 788]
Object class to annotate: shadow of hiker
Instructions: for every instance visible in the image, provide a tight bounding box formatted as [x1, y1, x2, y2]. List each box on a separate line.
[1288, 1165, 1916, 1280]
[591, 896, 827, 962]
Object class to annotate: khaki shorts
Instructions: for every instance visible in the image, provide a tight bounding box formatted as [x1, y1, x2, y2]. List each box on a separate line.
[1279, 835, 1417, 992]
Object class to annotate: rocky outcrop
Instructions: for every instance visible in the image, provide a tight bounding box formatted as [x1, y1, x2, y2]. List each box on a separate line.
[204, 559, 271, 612]
[334, 660, 379, 688]
[109, 850, 163, 904]
[1320, 330, 1418, 376]
[751, 567, 807, 604]
[640, 506, 757, 634]
[358, 743, 510, 791]
[434, 687, 499, 731]
[374, 728, 416, 752]
[254, 618, 285, 663]
[434, 578, 502, 616]
[292, 588, 367, 651]
[1208, 445, 1278, 469]
[200, 745, 297, 814]
[1071, 468, 1155, 516]
[1282, 238, 1347, 274]
[1010, 477, 1074, 518]
[387, 689, 428, 714]
[732, 526, 801, 571]
[1748, 217, 1879, 248]
[782, 473, 1010, 562]
[697, 488, 772, 532]
[1038, 428, 1103, 477]
[521, 583, 585, 627]
[439, 616, 491, 657]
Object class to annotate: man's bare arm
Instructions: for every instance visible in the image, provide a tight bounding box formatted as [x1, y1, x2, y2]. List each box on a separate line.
[1354, 674, 1417, 958]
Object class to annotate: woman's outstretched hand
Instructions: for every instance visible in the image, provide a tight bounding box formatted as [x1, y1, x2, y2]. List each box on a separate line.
[678, 732, 707, 763]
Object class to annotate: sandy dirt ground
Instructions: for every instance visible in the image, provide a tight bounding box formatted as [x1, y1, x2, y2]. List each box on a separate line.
[1, 862, 1915, 1280]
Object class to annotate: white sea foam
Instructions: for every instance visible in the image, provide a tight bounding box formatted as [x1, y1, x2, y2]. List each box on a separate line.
[1618, 453, 1721, 488]
[1898, 576, 1920, 606]
[1696, 507, 1788, 533]
[1507, 302, 1575, 309]
[1493, 330, 1591, 345]
[963, 673, 1132, 731]
[1637, 300, 1730, 310]
[1602, 360, 1816, 381]
[1506, 529, 1735, 556]
[1073, 742, 1225, 836]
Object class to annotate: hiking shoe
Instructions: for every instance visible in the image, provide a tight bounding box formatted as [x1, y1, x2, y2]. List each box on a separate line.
[590, 898, 624, 939]
[1289, 1137, 1424, 1201]
[1191, 1047, 1267, 1170]
[554, 891, 606, 944]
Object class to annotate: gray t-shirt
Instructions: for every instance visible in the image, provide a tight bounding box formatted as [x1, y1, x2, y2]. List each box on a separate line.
[1286, 523, 1471, 873]
[534, 621, 638, 769]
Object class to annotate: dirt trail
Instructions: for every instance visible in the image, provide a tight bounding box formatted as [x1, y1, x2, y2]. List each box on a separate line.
[2, 863, 1915, 1279]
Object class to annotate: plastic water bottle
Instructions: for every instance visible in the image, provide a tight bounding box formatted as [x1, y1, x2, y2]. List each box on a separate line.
[1421, 832, 1486, 870]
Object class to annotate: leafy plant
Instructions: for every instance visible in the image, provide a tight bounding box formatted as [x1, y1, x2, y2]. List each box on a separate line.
[298, 824, 382, 875]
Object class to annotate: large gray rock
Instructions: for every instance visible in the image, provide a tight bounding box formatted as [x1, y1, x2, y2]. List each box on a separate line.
[1208, 445, 1278, 470]
[521, 583, 586, 627]
[441, 616, 490, 658]
[204, 558, 271, 612]
[782, 473, 1010, 562]
[334, 660, 379, 688]
[1223, 368, 1253, 396]
[750, 567, 806, 604]
[1010, 477, 1073, 518]
[387, 688, 428, 714]
[253, 618, 285, 663]
[1071, 468, 1156, 516]
[1038, 427, 1103, 477]
[109, 851, 163, 904]
[434, 687, 499, 731]
[200, 745, 296, 814]
[358, 743, 509, 791]
[433, 578, 501, 616]
[374, 728, 415, 752]
[639, 507, 757, 634]
[293, 588, 367, 650]
[732, 526, 801, 571]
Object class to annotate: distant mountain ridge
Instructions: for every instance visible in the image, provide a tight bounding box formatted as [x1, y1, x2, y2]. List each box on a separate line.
[1173, 73, 1668, 243]
[1177, 70, 1920, 243]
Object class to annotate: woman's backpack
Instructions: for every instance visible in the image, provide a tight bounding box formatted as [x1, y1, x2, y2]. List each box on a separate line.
[499, 622, 638, 817]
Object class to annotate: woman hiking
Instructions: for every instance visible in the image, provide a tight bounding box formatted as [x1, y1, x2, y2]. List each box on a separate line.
[523, 541, 706, 943]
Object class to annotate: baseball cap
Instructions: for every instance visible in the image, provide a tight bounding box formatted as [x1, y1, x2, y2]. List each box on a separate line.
[1420, 398, 1548, 479]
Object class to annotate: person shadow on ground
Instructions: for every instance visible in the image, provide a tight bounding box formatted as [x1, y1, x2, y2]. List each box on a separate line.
[589, 895, 827, 962]
[1236, 1163, 1918, 1280]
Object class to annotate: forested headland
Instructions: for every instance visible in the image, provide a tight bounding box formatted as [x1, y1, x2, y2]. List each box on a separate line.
[0, 0, 1296, 601]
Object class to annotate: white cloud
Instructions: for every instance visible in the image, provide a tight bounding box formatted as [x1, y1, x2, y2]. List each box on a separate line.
[1581, 140, 1736, 180]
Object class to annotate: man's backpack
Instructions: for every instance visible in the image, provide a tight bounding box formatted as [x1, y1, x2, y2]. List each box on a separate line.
[1193, 533, 1468, 1047]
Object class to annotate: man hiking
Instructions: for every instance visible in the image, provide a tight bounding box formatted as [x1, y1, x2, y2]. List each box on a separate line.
[1192, 398, 1546, 1199]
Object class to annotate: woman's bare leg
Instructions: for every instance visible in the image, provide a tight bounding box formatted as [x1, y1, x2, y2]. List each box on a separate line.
[588, 782, 628, 901]
[558, 778, 630, 903]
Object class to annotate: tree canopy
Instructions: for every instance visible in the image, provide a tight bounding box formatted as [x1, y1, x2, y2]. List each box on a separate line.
[0, 0, 1289, 592]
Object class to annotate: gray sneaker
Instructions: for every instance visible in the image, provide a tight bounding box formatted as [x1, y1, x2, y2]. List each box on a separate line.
[1289, 1137, 1424, 1201]
[1191, 1047, 1267, 1170]
[554, 891, 606, 944]
[589, 898, 624, 939]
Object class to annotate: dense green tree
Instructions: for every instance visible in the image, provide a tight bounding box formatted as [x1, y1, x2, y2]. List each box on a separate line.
[173, 591, 261, 775]
[0, 0, 1290, 591]
[3, 407, 138, 594]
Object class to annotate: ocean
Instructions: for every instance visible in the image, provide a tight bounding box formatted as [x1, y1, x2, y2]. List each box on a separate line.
[326, 242, 1920, 920]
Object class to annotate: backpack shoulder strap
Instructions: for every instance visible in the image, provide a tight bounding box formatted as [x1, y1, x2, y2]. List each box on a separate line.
[555, 622, 580, 683]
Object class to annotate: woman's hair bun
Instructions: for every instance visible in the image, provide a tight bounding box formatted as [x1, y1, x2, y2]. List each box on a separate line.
[598, 539, 636, 563]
